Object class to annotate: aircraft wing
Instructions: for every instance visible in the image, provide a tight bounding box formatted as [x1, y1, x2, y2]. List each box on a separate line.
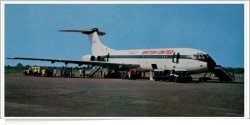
[7, 57, 140, 69]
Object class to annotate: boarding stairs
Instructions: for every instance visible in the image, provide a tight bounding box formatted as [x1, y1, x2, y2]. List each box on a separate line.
[210, 65, 235, 82]
[88, 66, 102, 78]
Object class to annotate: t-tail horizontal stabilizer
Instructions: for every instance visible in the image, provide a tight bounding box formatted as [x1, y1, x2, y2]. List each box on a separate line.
[59, 28, 106, 36]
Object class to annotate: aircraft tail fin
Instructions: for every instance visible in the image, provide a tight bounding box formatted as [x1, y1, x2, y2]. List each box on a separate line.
[60, 28, 114, 56]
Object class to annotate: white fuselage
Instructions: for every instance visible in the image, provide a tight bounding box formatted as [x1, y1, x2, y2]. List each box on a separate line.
[82, 47, 210, 74]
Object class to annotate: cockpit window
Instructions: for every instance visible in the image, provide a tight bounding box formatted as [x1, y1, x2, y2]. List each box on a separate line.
[196, 53, 210, 61]
[199, 54, 203, 59]
[203, 54, 208, 59]
[196, 53, 208, 60]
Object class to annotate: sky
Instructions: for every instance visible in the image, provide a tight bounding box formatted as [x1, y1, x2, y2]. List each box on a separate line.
[4, 4, 244, 68]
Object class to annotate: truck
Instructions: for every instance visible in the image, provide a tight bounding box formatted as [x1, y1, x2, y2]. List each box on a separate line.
[153, 69, 192, 82]
[153, 69, 174, 81]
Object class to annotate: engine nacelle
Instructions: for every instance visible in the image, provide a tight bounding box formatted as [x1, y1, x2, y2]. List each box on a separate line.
[90, 56, 96, 61]
[97, 56, 104, 61]
[81, 55, 105, 61]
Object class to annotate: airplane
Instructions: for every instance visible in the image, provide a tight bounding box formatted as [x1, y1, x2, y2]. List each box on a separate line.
[7, 28, 217, 75]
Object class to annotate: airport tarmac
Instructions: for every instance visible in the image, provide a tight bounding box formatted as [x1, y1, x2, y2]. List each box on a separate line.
[5, 74, 244, 117]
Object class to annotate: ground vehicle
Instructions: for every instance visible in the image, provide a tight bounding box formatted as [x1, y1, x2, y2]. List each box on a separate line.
[153, 69, 169, 81]
[153, 69, 192, 82]
[31, 66, 41, 76]
[174, 70, 192, 83]
[24, 66, 54, 77]
[24, 66, 41, 76]
[153, 69, 175, 81]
